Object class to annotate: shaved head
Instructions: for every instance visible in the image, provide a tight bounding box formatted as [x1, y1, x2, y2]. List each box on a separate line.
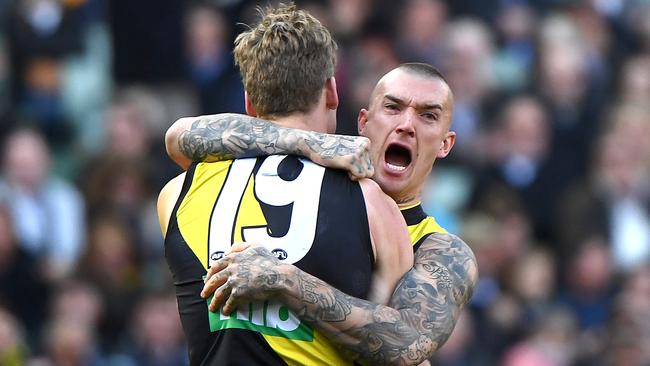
[369, 63, 453, 110]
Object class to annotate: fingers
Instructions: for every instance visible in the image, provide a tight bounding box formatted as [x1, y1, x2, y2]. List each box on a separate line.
[366, 163, 375, 178]
[204, 257, 229, 285]
[222, 288, 243, 315]
[202, 267, 230, 299]
[360, 137, 374, 177]
[353, 138, 373, 180]
[204, 242, 268, 313]
[209, 280, 232, 313]
[349, 172, 368, 181]
[213, 283, 247, 316]
[348, 161, 374, 181]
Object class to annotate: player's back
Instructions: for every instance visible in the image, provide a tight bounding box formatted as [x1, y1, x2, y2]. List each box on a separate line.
[163, 155, 374, 365]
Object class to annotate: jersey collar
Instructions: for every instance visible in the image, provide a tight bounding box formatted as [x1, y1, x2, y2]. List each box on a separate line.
[400, 203, 428, 226]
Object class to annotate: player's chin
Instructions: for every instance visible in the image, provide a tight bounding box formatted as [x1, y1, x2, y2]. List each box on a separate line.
[374, 173, 408, 198]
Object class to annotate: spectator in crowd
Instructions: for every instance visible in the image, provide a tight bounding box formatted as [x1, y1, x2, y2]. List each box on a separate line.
[83, 86, 178, 190]
[80, 88, 178, 265]
[559, 103, 650, 270]
[619, 55, 650, 105]
[183, 3, 245, 115]
[36, 317, 107, 366]
[0, 128, 85, 280]
[508, 248, 557, 323]
[327, 0, 371, 43]
[395, 0, 448, 66]
[0, 201, 48, 348]
[502, 307, 578, 366]
[492, 1, 536, 91]
[472, 95, 574, 242]
[124, 292, 188, 366]
[462, 207, 536, 363]
[335, 23, 400, 135]
[606, 264, 650, 365]
[7, 0, 87, 146]
[49, 279, 104, 334]
[560, 238, 616, 331]
[76, 214, 142, 352]
[536, 15, 606, 176]
[441, 18, 495, 162]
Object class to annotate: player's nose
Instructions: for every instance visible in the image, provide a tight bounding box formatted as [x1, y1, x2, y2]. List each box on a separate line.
[395, 111, 416, 137]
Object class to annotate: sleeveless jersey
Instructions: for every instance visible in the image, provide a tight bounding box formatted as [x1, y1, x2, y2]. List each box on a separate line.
[164, 155, 374, 366]
[400, 203, 447, 252]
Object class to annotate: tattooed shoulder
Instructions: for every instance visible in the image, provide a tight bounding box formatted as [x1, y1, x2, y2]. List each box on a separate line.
[415, 232, 478, 306]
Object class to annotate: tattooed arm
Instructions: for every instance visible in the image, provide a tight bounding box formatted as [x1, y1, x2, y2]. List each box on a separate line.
[204, 233, 478, 365]
[165, 114, 374, 179]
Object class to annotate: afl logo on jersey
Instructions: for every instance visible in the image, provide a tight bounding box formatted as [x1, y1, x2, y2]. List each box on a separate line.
[272, 248, 288, 260]
[211, 251, 225, 261]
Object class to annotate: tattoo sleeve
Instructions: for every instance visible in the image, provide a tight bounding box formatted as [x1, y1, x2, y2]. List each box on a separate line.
[278, 233, 478, 365]
[177, 113, 363, 164]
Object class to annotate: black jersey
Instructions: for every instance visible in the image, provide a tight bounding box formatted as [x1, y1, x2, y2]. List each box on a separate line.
[165, 156, 374, 365]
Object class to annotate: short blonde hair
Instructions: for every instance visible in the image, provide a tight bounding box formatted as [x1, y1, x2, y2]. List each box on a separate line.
[233, 3, 337, 117]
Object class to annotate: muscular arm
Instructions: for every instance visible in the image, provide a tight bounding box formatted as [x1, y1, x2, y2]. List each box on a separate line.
[165, 114, 373, 178]
[207, 233, 478, 365]
[284, 233, 477, 365]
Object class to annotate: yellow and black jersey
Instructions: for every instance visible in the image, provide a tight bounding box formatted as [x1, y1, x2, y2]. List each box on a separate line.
[165, 155, 374, 366]
[400, 203, 447, 252]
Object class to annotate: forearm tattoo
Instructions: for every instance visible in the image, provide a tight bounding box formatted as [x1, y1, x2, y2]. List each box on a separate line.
[283, 233, 477, 365]
[178, 114, 368, 170]
[179, 114, 288, 162]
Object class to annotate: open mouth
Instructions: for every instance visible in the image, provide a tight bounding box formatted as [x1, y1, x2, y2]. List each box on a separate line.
[384, 144, 412, 172]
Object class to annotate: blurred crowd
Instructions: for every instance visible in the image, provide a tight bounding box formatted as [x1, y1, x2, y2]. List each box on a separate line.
[0, 0, 648, 365]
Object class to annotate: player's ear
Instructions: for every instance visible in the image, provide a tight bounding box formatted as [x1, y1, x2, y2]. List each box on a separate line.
[325, 77, 339, 110]
[437, 131, 456, 158]
[244, 91, 258, 117]
[357, 108, 369, 135]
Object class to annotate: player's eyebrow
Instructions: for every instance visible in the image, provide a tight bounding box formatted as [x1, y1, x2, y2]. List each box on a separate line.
[384, 94, 444, 111]
[384, 94, 406, 105]
[421, 103, 443, 111]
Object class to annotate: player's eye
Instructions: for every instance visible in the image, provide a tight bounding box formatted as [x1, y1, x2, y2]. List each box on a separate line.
[384, 104, 399, 111]
[421, 112, 438, 122]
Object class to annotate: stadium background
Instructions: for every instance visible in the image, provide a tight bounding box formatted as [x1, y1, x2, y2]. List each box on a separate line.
[0, 0, 649, 364]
